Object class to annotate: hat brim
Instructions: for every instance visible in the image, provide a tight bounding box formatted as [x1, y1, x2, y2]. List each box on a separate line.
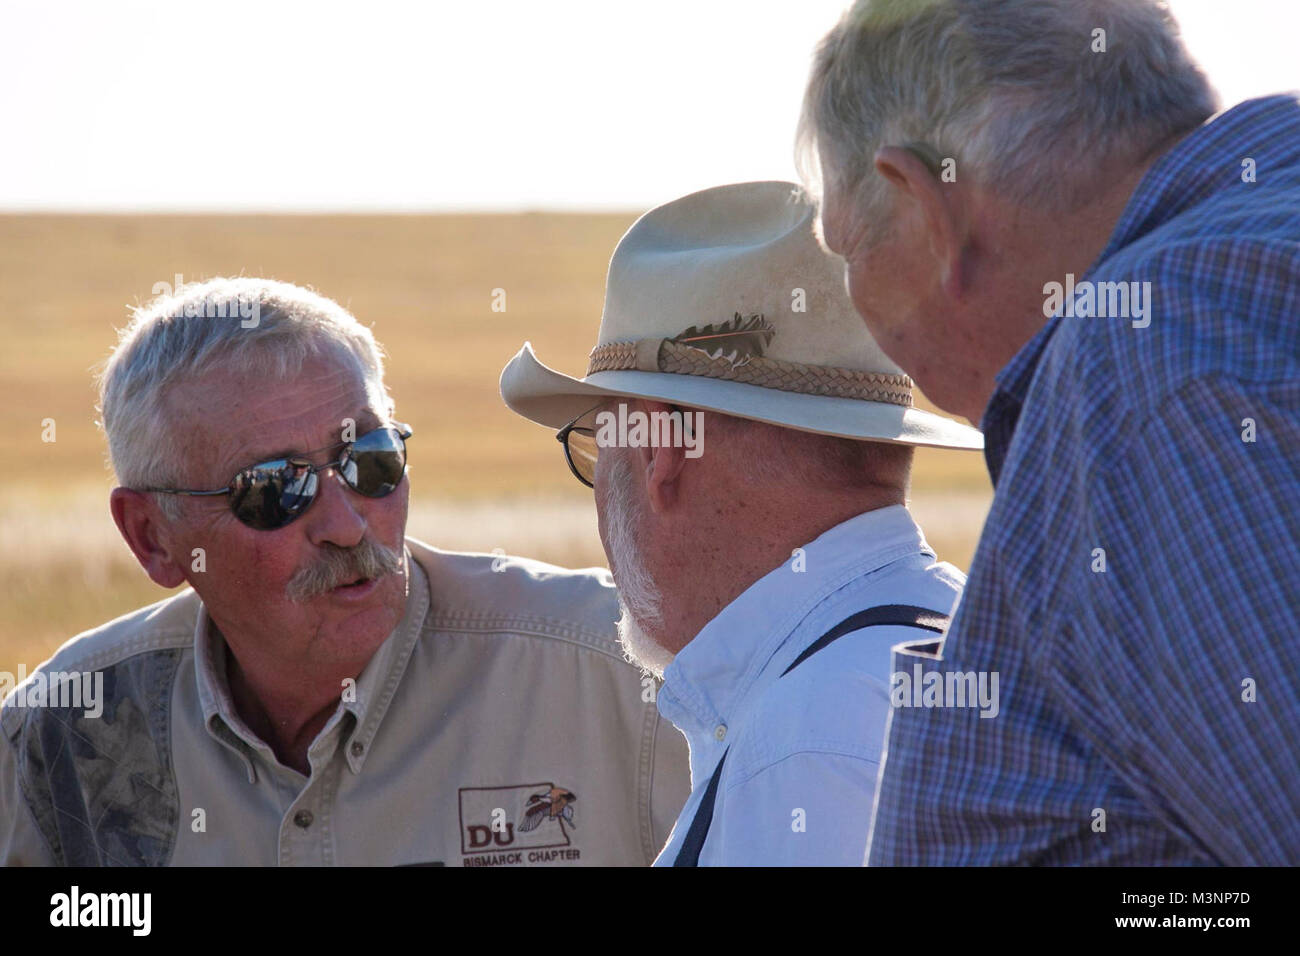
[500, 342, 983, 451]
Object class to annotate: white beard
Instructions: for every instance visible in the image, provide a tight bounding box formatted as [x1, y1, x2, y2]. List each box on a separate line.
[615, 598, 675, 680]
[600, 453, 675, 679]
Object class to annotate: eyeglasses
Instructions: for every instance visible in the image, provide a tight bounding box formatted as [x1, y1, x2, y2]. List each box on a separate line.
[143, 423, 412, 530]
[556, 403, 696, 488]
[556, 408, 599, 488]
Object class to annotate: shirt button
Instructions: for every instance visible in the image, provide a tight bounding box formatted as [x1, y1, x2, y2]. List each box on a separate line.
[350, 740, 364, 758]
[714, 724, 727, 742]
[293, 810, 314, 829]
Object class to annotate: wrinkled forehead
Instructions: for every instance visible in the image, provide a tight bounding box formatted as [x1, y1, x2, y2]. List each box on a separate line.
[166, 351, 388, 484]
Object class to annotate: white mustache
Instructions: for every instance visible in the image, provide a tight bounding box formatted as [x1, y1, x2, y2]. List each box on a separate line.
[286, 538, 403, 602]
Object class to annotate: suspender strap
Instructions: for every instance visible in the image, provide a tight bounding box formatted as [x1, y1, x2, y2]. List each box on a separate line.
[671, 603, 950, 867]
[670, 750, 727, 867]
[780, 603, 950, 677]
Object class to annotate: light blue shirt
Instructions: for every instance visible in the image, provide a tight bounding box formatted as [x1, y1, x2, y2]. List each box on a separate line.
[652, 504, 965, 866]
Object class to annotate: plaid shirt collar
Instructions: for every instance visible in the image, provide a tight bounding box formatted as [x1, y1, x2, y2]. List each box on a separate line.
[979, 93, 1300, 486]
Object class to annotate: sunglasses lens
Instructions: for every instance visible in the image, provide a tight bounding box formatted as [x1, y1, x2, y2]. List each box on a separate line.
[566, 429, 598, 486]
[230, 460, 319, 530]
[224, 426, 408, 530]
[342, 427, 408, 497]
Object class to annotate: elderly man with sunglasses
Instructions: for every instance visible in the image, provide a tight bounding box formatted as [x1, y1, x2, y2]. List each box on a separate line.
[501, 181, 984, 865]
[0, 277, 688, 866]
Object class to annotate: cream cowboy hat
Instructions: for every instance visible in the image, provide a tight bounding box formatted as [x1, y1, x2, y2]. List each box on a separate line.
[499, 180, 982, 450]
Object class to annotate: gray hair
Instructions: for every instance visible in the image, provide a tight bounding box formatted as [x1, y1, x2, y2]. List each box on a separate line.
[96, 277, 391, 518]
[797, 0, 1217, 228]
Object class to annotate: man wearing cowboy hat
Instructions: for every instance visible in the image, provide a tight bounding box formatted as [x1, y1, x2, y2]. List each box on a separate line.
[500, 180, 983, 865]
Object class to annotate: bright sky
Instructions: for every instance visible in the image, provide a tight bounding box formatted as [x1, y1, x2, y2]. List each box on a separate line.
[1, 0, 1296, 211]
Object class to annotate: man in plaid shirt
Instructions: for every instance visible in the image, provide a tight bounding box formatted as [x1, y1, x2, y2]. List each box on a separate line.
[800, 0, 1300, 864]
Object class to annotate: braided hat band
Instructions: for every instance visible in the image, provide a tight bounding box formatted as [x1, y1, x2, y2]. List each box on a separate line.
[586, 337, 916, 408]
[501, 182, 983, 451]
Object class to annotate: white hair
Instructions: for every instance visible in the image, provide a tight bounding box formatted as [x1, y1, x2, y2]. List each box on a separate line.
[96, 277, 391, 518]
[797, 0, 1217, 227]
[598, 450, 675, 679]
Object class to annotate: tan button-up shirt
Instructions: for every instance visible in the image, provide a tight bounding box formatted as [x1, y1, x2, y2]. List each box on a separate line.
[1, 538, 689, 866]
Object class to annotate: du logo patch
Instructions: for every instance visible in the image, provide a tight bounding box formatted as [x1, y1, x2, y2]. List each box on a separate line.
[458, 782, 583, 866]
[519, 787, 576, 832]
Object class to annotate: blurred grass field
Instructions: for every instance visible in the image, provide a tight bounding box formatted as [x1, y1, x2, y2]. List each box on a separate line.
[0, 213, 992, 675]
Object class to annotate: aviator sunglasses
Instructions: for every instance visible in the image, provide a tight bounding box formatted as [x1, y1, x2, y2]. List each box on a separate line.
[143, 423, 412, 530]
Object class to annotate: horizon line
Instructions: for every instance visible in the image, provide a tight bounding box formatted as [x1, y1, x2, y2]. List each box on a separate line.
[0, 204, 652, 216]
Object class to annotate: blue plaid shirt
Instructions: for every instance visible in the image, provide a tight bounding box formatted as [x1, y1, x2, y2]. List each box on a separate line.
[867, 95, 1300, 866]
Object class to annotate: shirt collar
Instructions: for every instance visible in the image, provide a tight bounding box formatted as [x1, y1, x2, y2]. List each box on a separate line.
[657, 505, 933, 745]
[979, 94, 1300, 484]
[979, 313, 1061, 486]
[194, 544, 430, 777]
[1096, 94, 1300, 263]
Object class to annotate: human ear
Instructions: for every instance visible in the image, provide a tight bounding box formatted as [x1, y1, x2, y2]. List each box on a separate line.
[637, 401, 688, 514]
[110, 488, 189, 589]
[874, 144, 969, 297]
